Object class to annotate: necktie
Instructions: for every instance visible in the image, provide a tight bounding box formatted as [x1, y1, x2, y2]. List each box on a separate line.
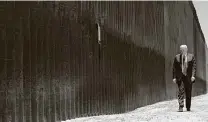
[182, 54, 187, 75]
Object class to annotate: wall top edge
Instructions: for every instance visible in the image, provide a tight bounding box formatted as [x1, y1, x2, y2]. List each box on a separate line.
[188, 1, 206, 44]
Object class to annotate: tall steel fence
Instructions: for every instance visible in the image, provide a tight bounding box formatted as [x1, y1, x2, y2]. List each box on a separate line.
[0, 1, 207, 122]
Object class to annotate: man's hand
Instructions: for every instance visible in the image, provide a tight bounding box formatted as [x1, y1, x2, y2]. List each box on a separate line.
[173, 78, 176, 83]
[191, 77, 195, 82]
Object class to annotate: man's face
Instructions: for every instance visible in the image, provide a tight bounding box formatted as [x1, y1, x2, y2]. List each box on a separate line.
[180, 47, 188, 55]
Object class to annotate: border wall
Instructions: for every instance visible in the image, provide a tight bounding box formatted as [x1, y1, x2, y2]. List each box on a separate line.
[0, 1, 207, 122]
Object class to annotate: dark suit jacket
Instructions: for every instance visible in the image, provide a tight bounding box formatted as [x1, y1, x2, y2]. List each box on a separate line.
[172, 53, 196, 82]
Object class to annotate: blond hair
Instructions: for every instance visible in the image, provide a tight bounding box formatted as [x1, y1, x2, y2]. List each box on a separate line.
[180, 45, 188, 50]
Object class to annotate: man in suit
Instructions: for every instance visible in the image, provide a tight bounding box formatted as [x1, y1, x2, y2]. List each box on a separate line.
[172, 45, 196, 112]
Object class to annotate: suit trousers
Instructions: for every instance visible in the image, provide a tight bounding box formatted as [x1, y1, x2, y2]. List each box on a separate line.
[177, 75, 193, 109]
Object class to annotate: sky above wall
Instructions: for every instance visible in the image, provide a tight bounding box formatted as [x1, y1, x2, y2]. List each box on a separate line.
[193, 1, 208, 46]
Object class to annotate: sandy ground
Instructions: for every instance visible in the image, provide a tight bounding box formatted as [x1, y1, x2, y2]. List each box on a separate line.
[62, 93, 208, 122]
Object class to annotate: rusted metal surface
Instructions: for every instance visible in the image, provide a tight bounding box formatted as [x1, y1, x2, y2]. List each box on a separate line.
[0, 1, 207, 122]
